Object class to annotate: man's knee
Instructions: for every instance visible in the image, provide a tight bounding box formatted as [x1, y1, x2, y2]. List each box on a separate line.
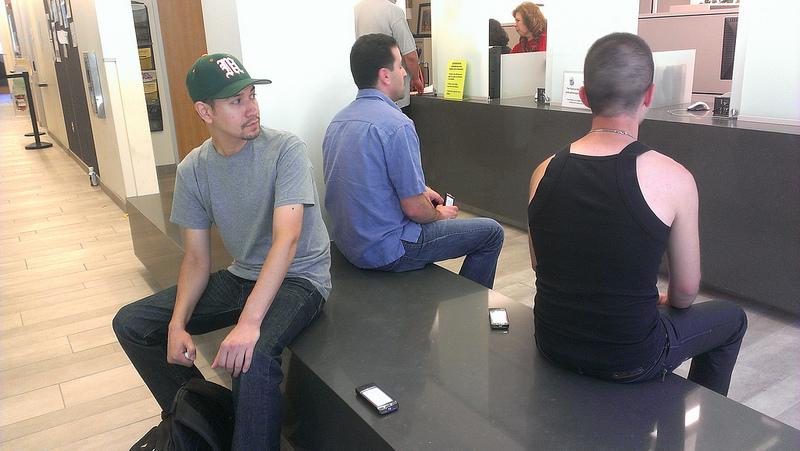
[708, 299, 748, 343]
[239, 353, 284, 387]
[112, 303, 135, 340]
[479, 218, 504, 248]
[112, 299, 157, 343]
[731, 304, 748, 340]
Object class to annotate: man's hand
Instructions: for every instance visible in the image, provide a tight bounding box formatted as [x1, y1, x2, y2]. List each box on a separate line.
[167, 325, 197, 367]
[411, 72, 425, 94]
[658, 292, 669, 305]
[211, 322, 261, 378]
[435, 204, 459, 220]
[424, 186, 444, 206]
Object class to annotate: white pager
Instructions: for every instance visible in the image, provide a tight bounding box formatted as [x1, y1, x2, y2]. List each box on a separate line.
[489, 308, 509, 330]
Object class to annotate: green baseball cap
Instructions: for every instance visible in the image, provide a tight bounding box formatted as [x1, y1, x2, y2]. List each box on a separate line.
[185, 53, 271, 102]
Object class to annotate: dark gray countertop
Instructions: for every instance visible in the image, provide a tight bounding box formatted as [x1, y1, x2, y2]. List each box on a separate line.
[415, 94, 800, 136]
[287, 248, 800, 450]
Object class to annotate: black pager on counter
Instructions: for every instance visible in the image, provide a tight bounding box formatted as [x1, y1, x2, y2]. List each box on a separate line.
[356, 383, 398, 415]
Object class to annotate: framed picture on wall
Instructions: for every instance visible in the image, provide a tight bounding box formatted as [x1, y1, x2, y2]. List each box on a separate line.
[417, 3, 431, 38]
[415, 38, 424, 60]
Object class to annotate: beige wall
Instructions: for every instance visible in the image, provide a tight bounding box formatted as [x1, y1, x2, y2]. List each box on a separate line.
[71, 0, 131, 198]
[89, 0, 159, 196]
[0, 0, 16, 70]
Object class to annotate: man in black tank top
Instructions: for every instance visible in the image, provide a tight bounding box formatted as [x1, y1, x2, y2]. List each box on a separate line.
[527, 33, 746, 396]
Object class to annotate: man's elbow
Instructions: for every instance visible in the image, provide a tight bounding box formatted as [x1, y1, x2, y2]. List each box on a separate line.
[274, 231, 302, 250]
[181, 252, 211, 272]
[403, 51, 420, 66]
[669, 284, 699, 309]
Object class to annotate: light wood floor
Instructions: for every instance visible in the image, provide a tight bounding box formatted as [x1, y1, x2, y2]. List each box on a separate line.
[1, 94, 798, 449]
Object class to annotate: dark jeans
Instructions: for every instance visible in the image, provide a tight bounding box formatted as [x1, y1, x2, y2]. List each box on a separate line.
[538, 300, 747, 396]
[113, 270, 325, 451]
[652, 300, 748, 395]
[378, 218, 504, 288]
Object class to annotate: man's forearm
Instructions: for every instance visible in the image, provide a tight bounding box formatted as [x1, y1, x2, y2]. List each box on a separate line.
[402, 52, 422, 83]
[411, 205, 440, 224]
[405, 198, 439, 224]
[238, 237, 298, 327]
[170, 256, 211, 330]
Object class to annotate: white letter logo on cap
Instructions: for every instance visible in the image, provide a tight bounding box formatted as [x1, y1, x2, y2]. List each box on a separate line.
[217, 58, 244, 79]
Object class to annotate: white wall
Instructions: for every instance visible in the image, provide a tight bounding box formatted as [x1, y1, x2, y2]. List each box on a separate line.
[545, 0, 639, 104]
[201, 0, 242, 57]
[233, 1, 358, 207]
[730, 0, 800, 125]
[431, 1, 489, 97]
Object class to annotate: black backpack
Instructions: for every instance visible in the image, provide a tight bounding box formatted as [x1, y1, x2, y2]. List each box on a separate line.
[131, 379, 235, 451]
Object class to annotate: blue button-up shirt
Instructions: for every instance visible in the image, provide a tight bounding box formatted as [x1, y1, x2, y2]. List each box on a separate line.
[323, 89, 426, 268]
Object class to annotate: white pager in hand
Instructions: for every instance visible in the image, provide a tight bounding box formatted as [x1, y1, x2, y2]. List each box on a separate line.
[356, 383, 398, 415]
[445, 193, 455, 207]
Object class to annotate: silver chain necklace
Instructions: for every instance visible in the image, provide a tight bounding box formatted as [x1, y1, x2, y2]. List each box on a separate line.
[588, 128, 635, 139]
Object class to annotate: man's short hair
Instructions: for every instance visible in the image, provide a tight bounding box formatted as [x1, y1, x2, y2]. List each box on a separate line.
[583, 33, 654, 116]
[489, 19, 509, 48]
[350, 34, 399, 90]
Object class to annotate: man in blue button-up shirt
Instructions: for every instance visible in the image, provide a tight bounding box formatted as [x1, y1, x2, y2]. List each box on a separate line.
[322, 34, 504, 288]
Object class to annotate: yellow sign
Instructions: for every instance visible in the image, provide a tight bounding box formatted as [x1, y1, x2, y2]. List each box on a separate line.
[444, 60, 467, 100]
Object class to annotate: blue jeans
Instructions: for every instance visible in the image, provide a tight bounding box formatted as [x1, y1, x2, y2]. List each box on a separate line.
[378, 218, 504, 288]
[113, 270, 325, 450]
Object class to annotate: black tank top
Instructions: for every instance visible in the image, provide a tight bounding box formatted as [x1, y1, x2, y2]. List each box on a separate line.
[528, 141, 670, 373]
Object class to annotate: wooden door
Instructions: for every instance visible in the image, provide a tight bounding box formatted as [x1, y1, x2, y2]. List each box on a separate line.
[156, 0, 209, 160]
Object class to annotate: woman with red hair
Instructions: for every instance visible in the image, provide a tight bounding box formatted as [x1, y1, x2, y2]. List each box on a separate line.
[512, 2, 547, 53]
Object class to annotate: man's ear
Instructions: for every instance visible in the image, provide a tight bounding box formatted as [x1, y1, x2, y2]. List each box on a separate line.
[578, 86, 591, 108]
[377, 67, 391, 87]
[642, 83, 655, 108]
[194, 101, 214, 124]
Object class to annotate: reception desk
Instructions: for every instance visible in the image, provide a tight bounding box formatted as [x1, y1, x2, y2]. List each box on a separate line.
[408, 95, 800, 316]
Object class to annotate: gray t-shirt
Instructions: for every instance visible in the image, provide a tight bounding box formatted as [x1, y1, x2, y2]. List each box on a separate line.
[170, 127, 331, 299]
[354, 0, 417, 108]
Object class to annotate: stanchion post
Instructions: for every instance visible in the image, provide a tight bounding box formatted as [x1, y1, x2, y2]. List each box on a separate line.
[20, 72, 53, 150]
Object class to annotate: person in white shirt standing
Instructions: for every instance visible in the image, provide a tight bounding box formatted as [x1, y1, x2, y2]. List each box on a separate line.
[355, 0, 424, 108]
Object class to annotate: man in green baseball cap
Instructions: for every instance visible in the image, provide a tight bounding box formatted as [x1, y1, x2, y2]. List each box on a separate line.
[116, 52, 332, 449]
[185, 53, 272, 150]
